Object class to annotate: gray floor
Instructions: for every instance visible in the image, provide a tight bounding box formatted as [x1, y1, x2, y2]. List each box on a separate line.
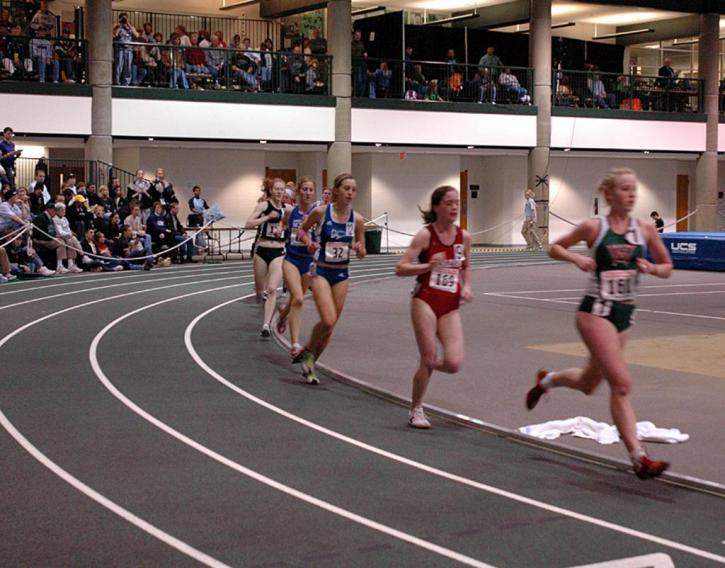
[1, 257, 724, 567]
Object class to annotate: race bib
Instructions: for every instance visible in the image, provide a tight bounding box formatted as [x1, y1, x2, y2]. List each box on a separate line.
[265, 222, 281, 238]
[430, 266, 459, 293]
[291, 221, 305, 246]
[325, 241, 350, 262]
[600, 269, 636, 301]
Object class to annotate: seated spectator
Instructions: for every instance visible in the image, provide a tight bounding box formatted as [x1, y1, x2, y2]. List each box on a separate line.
[66, 194, 91, 237]
[205, 35, 225, 87]
[49, 202, 83, 273]
[370, 61, 391, 98]
[80, 226, 122, 271]
[112, 224, 152, 270]
[185, 32, 209, 78]
[163, 34, 189, 89]
[499, 68, 530, 104]
[112, 183, 129, 218]
[0, 187, 26, 234]
[123, 201, 153, 257]
[29, 183, 46, 216]
[424, 79, 441, 101]
[231, 51, 258, 91]
[287, 45, 306, 94]
[140, 22, 154, 43]
[146, 200, 171, 255]
[90, 204, 109, 235]
[166, 202, 195, 263]
[476, 67, 497, 103]
[588, 73, 615, 109]
[0, 246, 16, 282]
[305, 58, 325, 94]
[405, 64, 427, 98]
[214, 31, 227, 48]
[556, 76, 578, 106]
[6, 232, 55, 276]
[76, 181, 87, 197]
[28, 169, 51, 205]
[138, 37, 161, 86]
[106, 211, 124, 241]
[95, 184, 114, 216]
[16, 187, 31, 223]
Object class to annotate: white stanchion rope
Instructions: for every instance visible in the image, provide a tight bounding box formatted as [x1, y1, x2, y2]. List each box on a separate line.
[551, 209, 699, 230]
[0, 224, 30, 248]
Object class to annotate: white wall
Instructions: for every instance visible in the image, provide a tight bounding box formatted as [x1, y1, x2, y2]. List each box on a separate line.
[352, 153, 373, 220]
[0, 94, 91, 136]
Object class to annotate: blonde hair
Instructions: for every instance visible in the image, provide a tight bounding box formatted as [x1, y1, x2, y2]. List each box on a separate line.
[525, 189, 535, 199]
[597, 168, 635, 204]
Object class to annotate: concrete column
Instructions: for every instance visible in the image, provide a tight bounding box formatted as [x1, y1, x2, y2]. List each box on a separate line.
[84, 0, 113, 167]
[694, 13, 719, 232]
[327, 0, 352, 180]
[527, 0, 552, 244]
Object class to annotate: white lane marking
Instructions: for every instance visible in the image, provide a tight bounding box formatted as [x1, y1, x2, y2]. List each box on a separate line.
[486, 282, 725, 295]
[0, 270, 245, 313]
[551, 290, 725, 300]
[567, 552, 674, 568]
[0, 264, 238, 296]
[0, 276, 244, 567]
[89, 281, 498, 568]
[485, 292, 725, 323]
[185, 297, 725, 566]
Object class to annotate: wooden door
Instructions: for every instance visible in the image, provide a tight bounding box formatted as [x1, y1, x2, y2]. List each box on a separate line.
[264, 168, 297, 184]
[322, 168, 328, 189]
[459, 170, 468, 230]
[676, 175, 689, 232]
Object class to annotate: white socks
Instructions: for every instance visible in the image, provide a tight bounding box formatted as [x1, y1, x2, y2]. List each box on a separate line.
[540, 371, 556, 390]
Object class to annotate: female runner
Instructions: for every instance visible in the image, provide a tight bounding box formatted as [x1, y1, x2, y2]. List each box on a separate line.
[525, 168, 672, 479]
[294, 173, 366, 384]
[276, 176, 317, 358]
[395, 186, 473, 428]
[245, 178, 288, 337]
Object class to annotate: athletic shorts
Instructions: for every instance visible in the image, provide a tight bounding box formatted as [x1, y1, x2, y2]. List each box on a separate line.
[313, 263, 349, 286]
[284, 252, 313, 275]
[578, 295, 635, 333]
[255, 246, 285, 266]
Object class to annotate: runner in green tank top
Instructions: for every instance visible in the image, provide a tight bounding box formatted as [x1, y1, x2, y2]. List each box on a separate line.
[525, 168, 674, 480]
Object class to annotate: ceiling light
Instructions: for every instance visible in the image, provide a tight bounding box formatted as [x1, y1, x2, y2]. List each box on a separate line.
[259, 140, 267, 144]
[375, 143, 382, 147]
[147, 137, 154, 141]
[467, 145, 474, 149]
[352, 5, 385, 16]
[587, 12, 663, 26]
[563, 148, 571, 152]
[593, 28, 654, 40]
[643, 150, 650, 154]
[515, 22, 576, 34]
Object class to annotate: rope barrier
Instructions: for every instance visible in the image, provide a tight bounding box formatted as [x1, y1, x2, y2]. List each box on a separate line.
[550, 209, 699, 230]
[469, 214, 524, 236]
[31, 218, 218, 262]
[0, 224, 30, 248]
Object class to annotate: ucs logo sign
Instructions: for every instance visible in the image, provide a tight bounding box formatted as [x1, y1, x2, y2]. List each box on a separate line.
[670, 242, 697, 254]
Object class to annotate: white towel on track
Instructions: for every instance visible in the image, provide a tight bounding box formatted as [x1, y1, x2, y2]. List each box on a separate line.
[518, 417, 689, 444]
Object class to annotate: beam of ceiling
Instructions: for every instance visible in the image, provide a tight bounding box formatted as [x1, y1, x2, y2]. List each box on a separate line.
[615, 14, 700, 45]
[574, 0, 725, 15]
[451, 0, 529, 30]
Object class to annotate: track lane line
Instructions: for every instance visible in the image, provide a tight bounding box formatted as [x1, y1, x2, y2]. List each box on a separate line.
[183, 295, 725, 565]
[89, 280, 498, 568]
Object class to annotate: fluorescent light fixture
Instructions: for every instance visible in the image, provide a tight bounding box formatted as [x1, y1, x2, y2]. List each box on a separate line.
[422, 12, 480, 26]
[467, 145, 474, 149]
[259, 140, 267, 144]
[375, 143, 382, 147]
[352, 5, 385, 16]
[643, 150, 650, 154]
[515, 22, 576, 34]
[593, 28, 654, 40]
[673, 36, 725, 46]
[220, 0, 259, 10]
[148, 137, 154, 141]
[563, 148, 571, 152]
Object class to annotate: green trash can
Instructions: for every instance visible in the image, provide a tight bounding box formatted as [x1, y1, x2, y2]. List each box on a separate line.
[364, 227, 382, 254]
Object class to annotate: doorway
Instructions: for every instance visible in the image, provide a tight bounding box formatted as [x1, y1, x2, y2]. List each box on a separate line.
[676, 175, 689, 232]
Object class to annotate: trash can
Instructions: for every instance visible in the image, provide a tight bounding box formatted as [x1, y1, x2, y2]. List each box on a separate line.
[364, 227, 382, 254]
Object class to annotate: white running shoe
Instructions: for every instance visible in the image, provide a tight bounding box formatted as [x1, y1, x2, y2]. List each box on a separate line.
[408, 406, 431, 429]
[57, 266, 70, 274]
[112, 265, 124, 271]
[68, 265, 83, 273]
[38, 266, 56, 276]
[260, 324, 271, 338]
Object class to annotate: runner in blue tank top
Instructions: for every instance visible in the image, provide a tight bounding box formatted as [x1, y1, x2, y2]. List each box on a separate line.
[293, 173, 366, 384]
[525, 168, 674, 480]
[277, 176, 317, 359]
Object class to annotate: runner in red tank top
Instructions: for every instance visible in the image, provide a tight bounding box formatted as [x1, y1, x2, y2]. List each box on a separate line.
[396, 186, 473, 429]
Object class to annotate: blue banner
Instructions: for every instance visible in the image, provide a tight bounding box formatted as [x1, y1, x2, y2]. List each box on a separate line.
[658, 232, 725, 271]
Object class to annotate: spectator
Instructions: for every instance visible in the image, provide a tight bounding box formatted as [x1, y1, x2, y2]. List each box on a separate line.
[499, 68, 530, 104]
[214, 30, 227, 48]
[49, 202, 83, 273]
[113, 12, 139, 86]
[232, 49, 258, 91]
[205, 35, 225, 87]
[198, 29, 211, 48]
[76, 180, 87, 197]
[152, 167, 177, 211]
[650, 211, 664, 233]
[62, 172, 77, 196]
[0, 126, 21, 187]
[187, 184, 208, 227]
[112, 183, 128, 218]
[287, 44, 306, 93]
[424, 79, 441, 101]
[0, 187, 25, 234]
[30, 0, 58, 83]
[138, 35, 160, 86]
[588, 73, 614, 109]
[90, 204, 109, 235]
[166, 202, 195, 263]
[406, 63, 427, 98]
[6, 232, 55, 276]
[164, 34, 189, 89]
[86, 183, 98, 206]
[369, 61, 391, 98]
[309, 27, 327, 55]
[127, 169, 152, 221]
[476, 67, 497, 103]
[123, 200, 153, 258]
[656, 57, 677, 111]
[29, 183, 45, 215]
[65, 194, 90, 237]
[444, 49, 463, 98]
[174, 25, 191, 47]
[106, 211, 124, 240]
[185, 32, 209, 76]
[112, 225, 151, 269]
[478, 46, 502, 78]
[16, 186, 31, 223]
[556, 76, 578, 107]
[55, 24, 78, 83]
[146, 200, 170, 253]
[78, 226, 106, 271]
[305, 58, 325, 94]
[140, 22, 154, 43]
[259, 40, 273, 87]
[351, 29, 367, 97]
[95, 184, 114, 216]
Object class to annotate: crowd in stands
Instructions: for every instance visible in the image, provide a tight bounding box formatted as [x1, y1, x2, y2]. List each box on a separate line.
[112, 14, 329, 93]
[0, 136, 212, 282]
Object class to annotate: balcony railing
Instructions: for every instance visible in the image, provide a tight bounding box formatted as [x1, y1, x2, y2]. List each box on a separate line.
[113, 41, 331, 95]
[0, 34, 87, 83]
[554, 69, 703, 113]
[353, 57, 533, 104]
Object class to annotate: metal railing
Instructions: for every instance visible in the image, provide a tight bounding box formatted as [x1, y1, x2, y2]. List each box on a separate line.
[0, 33, 87, 83]
[353, 57, 533, 104]
[13, 157, 135, 194]
[554, 69, 704, 113]
[111, 9, 280, 53]
[113, 41, 332, 95]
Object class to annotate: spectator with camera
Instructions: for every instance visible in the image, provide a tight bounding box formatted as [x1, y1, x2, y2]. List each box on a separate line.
[113, 12, 139, 86]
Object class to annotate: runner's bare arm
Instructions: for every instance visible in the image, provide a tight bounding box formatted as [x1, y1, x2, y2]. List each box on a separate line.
[636, 220, 673, 278]
[460, 230, 474, 302]
[245, 202, 274, 229]
[352, 213, 366, 259]
[395, 228, 433, 277]
[549, 219, 598, 272]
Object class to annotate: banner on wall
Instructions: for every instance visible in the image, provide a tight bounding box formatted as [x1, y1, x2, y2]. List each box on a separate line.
[657, 232, 725, 272]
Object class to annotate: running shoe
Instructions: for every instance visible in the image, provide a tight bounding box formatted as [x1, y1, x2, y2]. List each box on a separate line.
[525, 368, 549, 410]
[260, 324, 271, 338]
[290, 343, 304, 361]
[38, 267, 56, 276]
[299, 350, 318, 385]
[633, 455, 669, 480]
[276, 306, 288, 334]
[408, 406, 431, 429]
